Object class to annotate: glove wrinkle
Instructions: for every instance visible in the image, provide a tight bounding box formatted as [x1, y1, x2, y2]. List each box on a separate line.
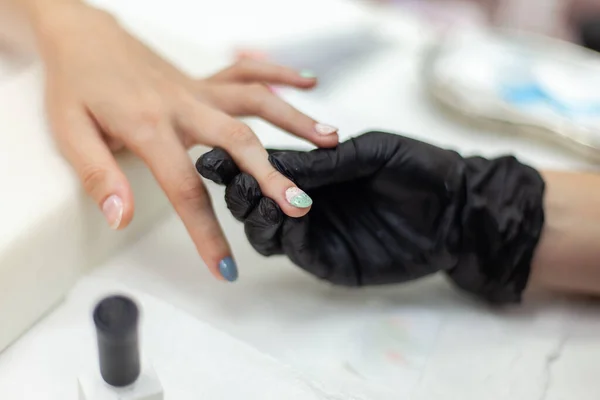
[245, 197, 284, 256]
[449, 156, 545, 303]
[225, 173, 262, 221]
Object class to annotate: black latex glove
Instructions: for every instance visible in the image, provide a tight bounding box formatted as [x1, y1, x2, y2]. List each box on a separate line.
[197, 131, 545, 304]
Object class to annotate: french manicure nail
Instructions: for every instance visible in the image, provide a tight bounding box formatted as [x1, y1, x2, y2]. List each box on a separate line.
[102, 194, 123, 230]
[315, 123, 338, 136]
[219, 257, 238, 282]
[285, 187, 313, 208]
[300, 69, 317, 79]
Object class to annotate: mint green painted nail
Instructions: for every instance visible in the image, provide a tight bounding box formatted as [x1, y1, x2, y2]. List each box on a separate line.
[290, 192, 313, 208]
[285, 187, 313, 208]
[300, 70, 316, 79]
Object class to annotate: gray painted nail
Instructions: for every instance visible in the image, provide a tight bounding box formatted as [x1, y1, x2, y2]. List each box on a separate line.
[219, 257, 238, 282]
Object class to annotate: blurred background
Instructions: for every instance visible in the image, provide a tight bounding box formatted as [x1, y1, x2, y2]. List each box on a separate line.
[88, 0, 600, 50]
[80, 0, 600, 169]
[85, 0, 600, 171]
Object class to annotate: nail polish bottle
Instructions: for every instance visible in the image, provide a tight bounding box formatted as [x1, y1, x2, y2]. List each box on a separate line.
[77, 295, 164, 400]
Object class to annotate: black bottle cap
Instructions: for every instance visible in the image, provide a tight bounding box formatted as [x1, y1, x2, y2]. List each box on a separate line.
[93, 295, 141, 387]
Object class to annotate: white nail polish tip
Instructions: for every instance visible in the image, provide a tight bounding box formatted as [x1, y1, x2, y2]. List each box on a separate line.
[102, 194, 124, 230]
[110, 209, 123, 230]
[285, 187, 302, 203]
[315, 123, 338, 136]
[285, 187, 313, 208]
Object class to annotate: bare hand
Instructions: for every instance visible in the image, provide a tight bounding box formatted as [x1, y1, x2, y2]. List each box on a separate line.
[37, 4, 339, 281]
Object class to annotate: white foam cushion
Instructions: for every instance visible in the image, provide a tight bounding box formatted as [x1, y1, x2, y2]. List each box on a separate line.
[0, 25, 229, 352]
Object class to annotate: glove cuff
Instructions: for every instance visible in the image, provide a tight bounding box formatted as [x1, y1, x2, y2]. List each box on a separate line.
[446, 156, 546, 304]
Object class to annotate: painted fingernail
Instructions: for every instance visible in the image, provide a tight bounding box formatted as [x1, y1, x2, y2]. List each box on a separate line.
[102, 194, 123, 230]
[300, 70, 316, 79]
[315, 123, 338, 136]
[285, 187, 313, 208]
[219, 257, 238, 282]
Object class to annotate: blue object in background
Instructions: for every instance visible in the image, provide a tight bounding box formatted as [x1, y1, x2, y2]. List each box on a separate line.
[500, 80, 600, 117]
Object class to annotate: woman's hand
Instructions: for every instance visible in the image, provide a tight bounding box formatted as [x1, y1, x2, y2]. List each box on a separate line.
[31, 2, 339, 281]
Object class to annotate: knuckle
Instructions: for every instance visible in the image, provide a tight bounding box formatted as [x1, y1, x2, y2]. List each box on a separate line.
[245, 83, 269, 113]
[174, 175, 208, 206]
[248, 82, 268, 93]
[264, 168, 283, 185]
[135, 106, 162, 128]
[225, 122, 258, 147]
[235, 58, 253, 71]
[126, 125, 156, 146]
[80, 164, 109, 196]
[125, 96, 165, 142]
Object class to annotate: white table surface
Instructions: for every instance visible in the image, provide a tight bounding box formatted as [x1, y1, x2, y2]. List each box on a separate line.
[2, 0, 600, 399]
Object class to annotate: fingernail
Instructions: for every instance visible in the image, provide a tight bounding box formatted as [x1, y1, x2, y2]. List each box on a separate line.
[300, 69, 316, 79]
[102, 194, 123, 230]
[315, 123, 338, 136]
[285, 187, 313, 208]
[219, 257, 239, 282]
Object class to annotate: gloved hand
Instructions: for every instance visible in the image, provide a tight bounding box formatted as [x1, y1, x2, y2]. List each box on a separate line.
[197, 131, 545, 304]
